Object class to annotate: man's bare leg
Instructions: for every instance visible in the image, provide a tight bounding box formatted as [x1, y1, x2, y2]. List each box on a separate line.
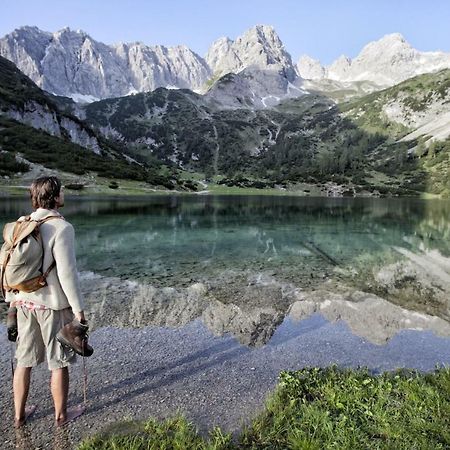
[51, 367, 69, 423]
[51, 367, 84, 426]
[13, 366, 35, 428]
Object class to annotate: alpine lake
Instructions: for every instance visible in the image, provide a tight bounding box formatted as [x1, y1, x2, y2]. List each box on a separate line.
[1, 194, 449, 370]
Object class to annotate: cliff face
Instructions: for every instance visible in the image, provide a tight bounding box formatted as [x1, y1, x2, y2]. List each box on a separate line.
[0, 55, 104, 153]
[0, 24, 298, 102]
[4, 101, 102, 154]
[0, 26, 211, 100]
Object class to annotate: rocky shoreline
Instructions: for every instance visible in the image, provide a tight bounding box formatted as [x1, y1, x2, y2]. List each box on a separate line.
[0, 179, 440, 199]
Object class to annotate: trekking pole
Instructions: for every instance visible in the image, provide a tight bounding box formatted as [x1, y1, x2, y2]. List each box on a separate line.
[10, 340, 15, 379]
[82, 341, 88, 407]
[9, 341, 16, 423]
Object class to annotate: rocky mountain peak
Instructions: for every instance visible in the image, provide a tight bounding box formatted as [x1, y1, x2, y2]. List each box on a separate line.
[54, 26, 85, 37]
[239, 24, 278, 45]
[0, 26, 211, 99]
[327, 54, 352, 79]
[205, 37, 236, 75]
[297, 55, 326, 80]
[0, 26, 52, 83]
[298, 32, 450, 87]
[335, 33, 440, 84]
[51, 27, 92, 47]
[206, 24, 296, 82]
[374, 32, 408, 45]
[357, 33, 413, 60]
[2, 25, 450, 102]
[12, 25, 51, 38]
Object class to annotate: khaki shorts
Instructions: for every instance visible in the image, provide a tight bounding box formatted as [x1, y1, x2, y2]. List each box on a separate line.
[16, 306, 76, 371]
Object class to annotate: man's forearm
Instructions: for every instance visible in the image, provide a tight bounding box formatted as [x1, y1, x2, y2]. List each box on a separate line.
[53, 224, 86, 314]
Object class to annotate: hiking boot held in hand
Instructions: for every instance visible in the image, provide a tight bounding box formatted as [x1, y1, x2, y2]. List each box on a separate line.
[7, 306, 18, 342]
[56, 319, 94, 357]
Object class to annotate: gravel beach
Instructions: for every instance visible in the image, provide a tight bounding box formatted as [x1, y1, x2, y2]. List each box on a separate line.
[1, 308, 450, 449]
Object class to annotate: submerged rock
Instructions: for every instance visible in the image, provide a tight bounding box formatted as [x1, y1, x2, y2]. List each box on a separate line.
[373, 247, 450, 321]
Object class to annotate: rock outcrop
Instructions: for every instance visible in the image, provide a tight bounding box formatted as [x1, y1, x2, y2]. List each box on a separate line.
[205, 68, 306, 109]
[297, 55, 326, 80]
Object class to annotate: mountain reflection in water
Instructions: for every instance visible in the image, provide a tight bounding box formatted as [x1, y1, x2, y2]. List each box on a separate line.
[1, 195, 449, 351]
[79, 267, 450, 347]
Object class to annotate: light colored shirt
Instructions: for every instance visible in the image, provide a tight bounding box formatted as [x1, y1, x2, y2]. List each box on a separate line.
[5, 208, 85, 312]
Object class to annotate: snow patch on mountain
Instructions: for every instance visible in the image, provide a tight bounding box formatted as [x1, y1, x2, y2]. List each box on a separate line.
[69, 93, 100, 103]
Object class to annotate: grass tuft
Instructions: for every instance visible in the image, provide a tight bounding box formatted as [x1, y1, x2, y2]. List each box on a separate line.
[78, 415, 234, 450]
[78, 367, 450, 449]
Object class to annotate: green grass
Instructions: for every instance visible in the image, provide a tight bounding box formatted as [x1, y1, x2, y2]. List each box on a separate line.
[78, 367, 450, 450]
[79, 415, 234, 450]
[242, 367, 450, 450]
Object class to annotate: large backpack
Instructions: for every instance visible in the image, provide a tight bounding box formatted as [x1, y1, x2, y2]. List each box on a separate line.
[0, 215, 61, 299]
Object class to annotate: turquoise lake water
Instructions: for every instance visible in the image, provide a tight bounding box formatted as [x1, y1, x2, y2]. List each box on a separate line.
[2, 195, 448, 283]
[1, 195, 449, 359]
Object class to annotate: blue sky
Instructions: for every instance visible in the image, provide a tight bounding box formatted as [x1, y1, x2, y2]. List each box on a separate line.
[1, 0, 450, 64]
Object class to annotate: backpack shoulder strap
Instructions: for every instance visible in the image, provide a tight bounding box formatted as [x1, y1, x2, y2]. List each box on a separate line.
[42, 261, 56, 279]
[37, 215, 65, 282]
[11, 217, 39, 246]
[37, 215, 65, 224]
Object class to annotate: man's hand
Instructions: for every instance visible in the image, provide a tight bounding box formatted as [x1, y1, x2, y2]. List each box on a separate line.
[75, 310, 86, 324]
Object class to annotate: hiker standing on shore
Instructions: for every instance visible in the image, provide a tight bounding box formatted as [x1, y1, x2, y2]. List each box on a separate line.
[2, 176, 90, 428]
